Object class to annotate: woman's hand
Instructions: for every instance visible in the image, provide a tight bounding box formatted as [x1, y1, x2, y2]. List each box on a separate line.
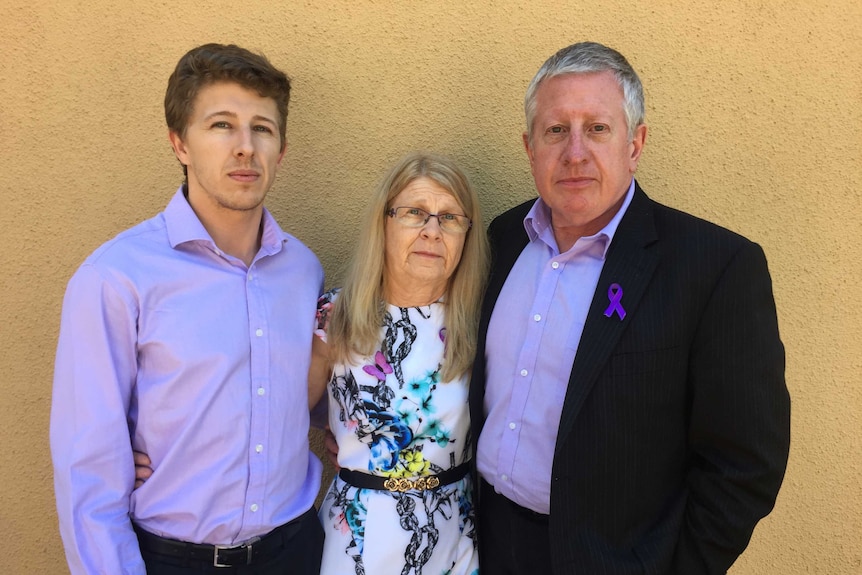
[324, 426, 340, 471]
[133, 451, 153, 489]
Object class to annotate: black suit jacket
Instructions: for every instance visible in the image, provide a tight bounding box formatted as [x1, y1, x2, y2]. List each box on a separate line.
[470, 183, 790, 574]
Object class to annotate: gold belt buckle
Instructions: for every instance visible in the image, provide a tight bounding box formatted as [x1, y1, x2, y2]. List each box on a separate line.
[383, 475, 441, 492]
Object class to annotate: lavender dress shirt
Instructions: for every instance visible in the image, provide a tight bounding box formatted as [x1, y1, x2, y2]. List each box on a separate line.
[50, 188, 324, 575]
[477, 180, 634, 514]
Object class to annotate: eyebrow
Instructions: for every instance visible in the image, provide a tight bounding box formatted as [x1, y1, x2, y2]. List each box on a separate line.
[203, 111, 278, 127]
[400, 198, 465, 214]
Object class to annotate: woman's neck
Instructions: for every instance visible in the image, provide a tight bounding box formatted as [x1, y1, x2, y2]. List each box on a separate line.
[383, 278, 445, 308]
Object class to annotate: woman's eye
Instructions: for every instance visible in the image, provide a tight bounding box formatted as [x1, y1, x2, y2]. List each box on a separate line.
[212, 121, 230, 129]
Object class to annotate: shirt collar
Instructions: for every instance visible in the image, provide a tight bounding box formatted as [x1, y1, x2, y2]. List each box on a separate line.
[523, 178, 636, 258]
[164, 186, 288, 256]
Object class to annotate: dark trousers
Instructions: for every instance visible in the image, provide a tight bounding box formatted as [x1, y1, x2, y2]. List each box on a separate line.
[139, 507, 323, 575]
[479, 479, 552, 574]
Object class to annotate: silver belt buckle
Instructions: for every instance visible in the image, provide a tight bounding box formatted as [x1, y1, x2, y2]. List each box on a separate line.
[213, 536, 261, 567]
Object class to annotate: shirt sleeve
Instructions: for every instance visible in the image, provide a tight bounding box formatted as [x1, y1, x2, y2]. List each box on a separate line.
[50, 263, 146, 575]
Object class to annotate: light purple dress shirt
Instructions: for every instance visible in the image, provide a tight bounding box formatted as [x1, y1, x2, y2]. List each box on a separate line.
[50, 188, 324, 575]
[477, 180, 635, 514]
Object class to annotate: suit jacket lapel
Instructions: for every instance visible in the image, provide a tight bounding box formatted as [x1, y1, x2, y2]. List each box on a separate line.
[555, 184, 660, 446]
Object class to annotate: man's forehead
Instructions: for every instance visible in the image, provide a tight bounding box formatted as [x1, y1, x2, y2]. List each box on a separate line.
[191, 81, 277, 115]
[535, 73, 624, 113]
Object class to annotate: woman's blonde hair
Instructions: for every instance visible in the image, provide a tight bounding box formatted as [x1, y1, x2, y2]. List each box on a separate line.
[328, 152, 489, 382]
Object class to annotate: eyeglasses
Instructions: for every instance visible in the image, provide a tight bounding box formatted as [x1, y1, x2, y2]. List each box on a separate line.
[386, 207, 472, 234]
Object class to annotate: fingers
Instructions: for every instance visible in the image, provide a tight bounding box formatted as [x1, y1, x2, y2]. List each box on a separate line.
[133, 450, 154, 489]
[133, 451, 152, 467]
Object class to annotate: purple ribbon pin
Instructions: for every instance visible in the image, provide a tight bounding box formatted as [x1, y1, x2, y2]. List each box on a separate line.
[603, 283, 626, 320]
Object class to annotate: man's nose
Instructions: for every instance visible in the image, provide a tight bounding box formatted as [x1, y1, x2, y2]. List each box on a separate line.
[234, 127, 255, 158]
[563, 132, 588, 163]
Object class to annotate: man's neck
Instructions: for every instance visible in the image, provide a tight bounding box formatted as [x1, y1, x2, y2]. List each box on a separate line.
[204, 211, 263, 267]
[184, 186, 264, 266]
[550, 189, 629, 253]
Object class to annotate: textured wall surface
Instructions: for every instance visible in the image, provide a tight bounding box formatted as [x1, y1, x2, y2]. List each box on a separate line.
[1, 1, 860, 573]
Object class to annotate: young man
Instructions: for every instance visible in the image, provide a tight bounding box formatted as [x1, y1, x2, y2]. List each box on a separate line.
[51, 44, 324, 574]
[470, 42, 790, 574]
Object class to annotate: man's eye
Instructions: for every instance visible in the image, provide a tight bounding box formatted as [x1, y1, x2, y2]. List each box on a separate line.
[549, 126, 564, 134]
[592, 124, 607, 133]
[254, 125, 273, 133]
[212, 121, 230, 129]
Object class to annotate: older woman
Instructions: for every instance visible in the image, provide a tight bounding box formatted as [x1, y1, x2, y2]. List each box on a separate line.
[309, 152, 488, 575]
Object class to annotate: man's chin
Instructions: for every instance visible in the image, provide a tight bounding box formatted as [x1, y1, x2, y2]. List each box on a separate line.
[218, 194, 267, 213]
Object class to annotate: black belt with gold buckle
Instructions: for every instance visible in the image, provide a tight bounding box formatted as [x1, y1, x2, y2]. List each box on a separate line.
[339, 462, 470, 492]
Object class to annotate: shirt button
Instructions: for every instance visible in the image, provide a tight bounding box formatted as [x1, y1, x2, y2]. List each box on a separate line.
[255, 444, 263, 453]
[257, 387, 266, 396]
[248, 274, 254, 281]
[551, 261, 560, 269]
[501, 474, 508, 481]
[533, 314, 541, 322]
[255, 329, 264, 337]
[520, 369, 528, 377]
[250, 503, 259, 512]
[508, 422, 516, 430]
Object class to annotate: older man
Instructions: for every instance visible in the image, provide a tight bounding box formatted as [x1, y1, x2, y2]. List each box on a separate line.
[470, 42, 790, 574]
[51, 44, 324, 574]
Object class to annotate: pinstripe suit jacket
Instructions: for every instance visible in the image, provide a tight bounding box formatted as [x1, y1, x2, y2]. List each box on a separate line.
[470, 182, 790, 574]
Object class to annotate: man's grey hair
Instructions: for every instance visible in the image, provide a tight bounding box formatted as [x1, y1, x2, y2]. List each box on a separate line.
[524, 42, 645, 141]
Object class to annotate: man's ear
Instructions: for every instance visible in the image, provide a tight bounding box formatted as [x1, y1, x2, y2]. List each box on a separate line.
[168, 130, 189, 166]
[629, 124, 648, 170]
[277, 141, 287, 166]
[522, 132, 535, 169]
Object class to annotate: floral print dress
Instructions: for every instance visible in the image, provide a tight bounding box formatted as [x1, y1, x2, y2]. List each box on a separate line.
[316, 289, 478, 575]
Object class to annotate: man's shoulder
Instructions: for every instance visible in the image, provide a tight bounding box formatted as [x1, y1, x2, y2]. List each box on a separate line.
[645, 193, 754, 251]
[279, 229, 321, 263]
[261, 208, 323, 273]
[71, 212, 172, 294]
[83, 212, 169, 268]
[83, 214, 170, 269]
[61, 212, 170, 307]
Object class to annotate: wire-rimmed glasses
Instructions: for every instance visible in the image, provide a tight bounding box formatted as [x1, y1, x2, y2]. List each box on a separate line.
[386, 207, 472, 234]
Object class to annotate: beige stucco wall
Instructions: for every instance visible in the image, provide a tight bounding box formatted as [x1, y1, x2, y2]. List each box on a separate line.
[1, 1, 859, 573]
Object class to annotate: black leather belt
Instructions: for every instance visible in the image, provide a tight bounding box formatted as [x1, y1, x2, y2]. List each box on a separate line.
[339, 462, 470, 492]
[134, 507, 312, 567]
